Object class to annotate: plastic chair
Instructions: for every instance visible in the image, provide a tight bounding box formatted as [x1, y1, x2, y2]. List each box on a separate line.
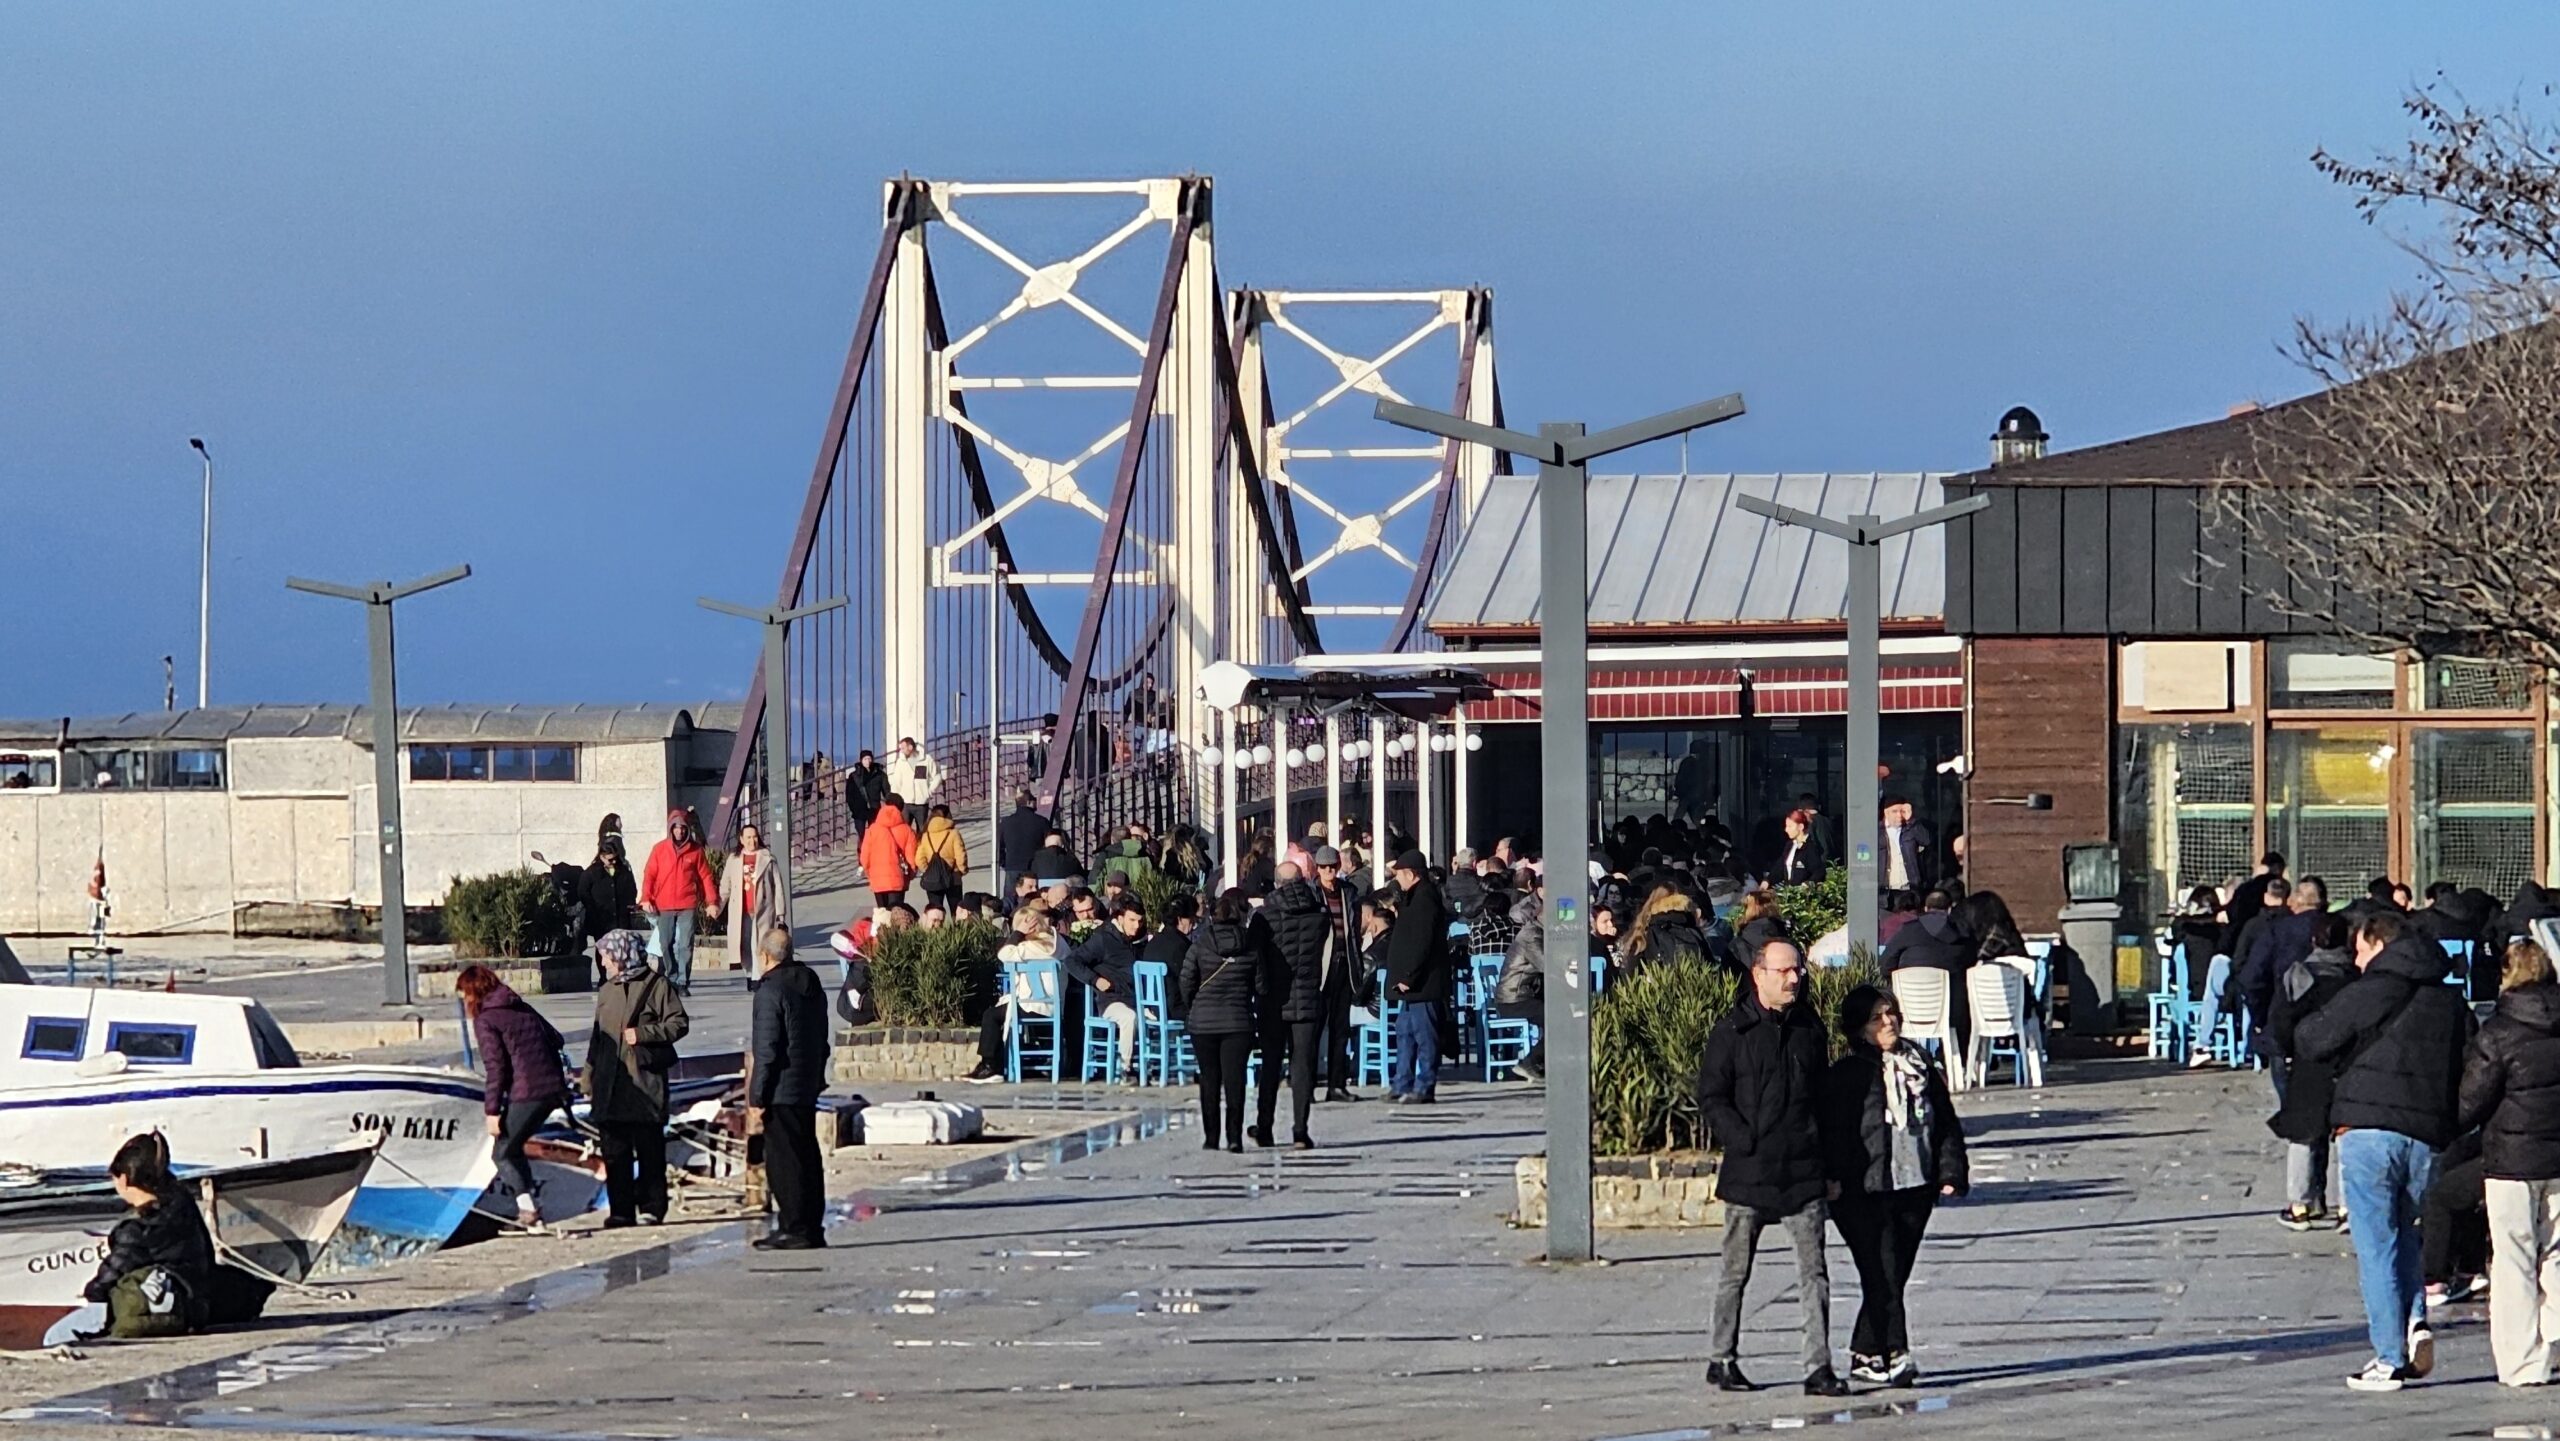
[1003, 960, 1064, 1082]
[1965, 963, 2044, 1088]
[2147, 941, 2192, 1060]
[1130, 960, 1191, 1087]
[1890, 968, 1962, 1090]
[2186, 953, 2239, 1066]
[2023, 936, 2056, 1013]
[2439, 938, 2474, 989]
[1081, 994, 1126, 1084]
[1589, 948, 1609, 999]
[1473, 953, 1536, 1081]
[1356, 994, 1401, 1088]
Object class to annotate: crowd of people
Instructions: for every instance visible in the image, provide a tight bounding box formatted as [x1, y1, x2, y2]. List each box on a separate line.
[2169, 851, 2560, 1392]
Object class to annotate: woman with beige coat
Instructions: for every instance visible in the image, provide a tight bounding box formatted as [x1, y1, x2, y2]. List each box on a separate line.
[722, 823, 789, 967]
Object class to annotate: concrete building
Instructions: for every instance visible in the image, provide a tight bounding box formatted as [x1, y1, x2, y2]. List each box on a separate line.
[0, 703, 738, 936]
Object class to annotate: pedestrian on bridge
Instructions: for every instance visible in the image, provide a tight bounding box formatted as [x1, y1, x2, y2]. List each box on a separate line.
[891, 736, 942, 805]
[860, 793, 919, 911]
[917, 803, 968, 914]
[997, 790, 1049, 894]
[640, 808, 721, 992]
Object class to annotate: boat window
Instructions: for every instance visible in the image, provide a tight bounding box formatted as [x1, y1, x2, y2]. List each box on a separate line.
[104, 1022, 195, 1065]
[245, 1006, 302, 1070]
[21, 1017, 84, 1061]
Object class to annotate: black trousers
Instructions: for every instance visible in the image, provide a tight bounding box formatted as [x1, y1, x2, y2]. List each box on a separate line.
[763, 1103, 826, 1241]
[1317, 981, 1356, 1090]
[2422, 1150, 2490, 1284]
[925, 885, 962, 915]
[492, 1096, 558, 1204]
[598, 1117, 668, 1221]
[1193, 1031, 1252, 1146]
[1831, 1187, 1936, 1362]
[1255, 1020, 1323, 1139]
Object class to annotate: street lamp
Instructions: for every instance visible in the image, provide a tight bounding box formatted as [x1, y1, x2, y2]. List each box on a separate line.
[188, 438, 212, 709]
[1731, 491, 1989, 955]
[286, 564, 472, 1005]
[1377, 390, 1747, 1265]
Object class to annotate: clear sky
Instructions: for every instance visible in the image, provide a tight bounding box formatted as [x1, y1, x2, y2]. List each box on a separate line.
[4, 3, 2553, 716]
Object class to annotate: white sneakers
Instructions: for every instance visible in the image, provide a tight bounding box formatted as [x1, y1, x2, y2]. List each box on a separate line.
[2350, 1326, 2437, 1393]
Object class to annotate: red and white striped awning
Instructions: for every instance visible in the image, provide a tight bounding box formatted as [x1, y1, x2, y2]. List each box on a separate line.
[1466, 661, 1963, 723]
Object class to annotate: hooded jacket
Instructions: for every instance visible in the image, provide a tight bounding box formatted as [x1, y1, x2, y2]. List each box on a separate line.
[2457, 982, 2560, 1181]
[749, 959, 831, 1109]
[859, 801, 919, 895]
[1096, 838, 1158, 889]
[915, 814, 968, 887]
[1696, 992, 1830, 1214]
[641, 823, 719, 913]
[2295, 937, 2474, 1148]
[2266, 945, 2355, 1145]
[1178, 918, 1265, 1036]
[1262, 879, 1336, 1023]
[473, 983, 568, 1114]
[1818, 1040, 1969, 1198]
[1880, 910, 1968, 977]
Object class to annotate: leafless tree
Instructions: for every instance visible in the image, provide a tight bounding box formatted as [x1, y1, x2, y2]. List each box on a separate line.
[2210, 83, 2560, 671]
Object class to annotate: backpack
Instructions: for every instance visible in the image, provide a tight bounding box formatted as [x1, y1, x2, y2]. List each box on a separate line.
[107, 1265, 197, 1338]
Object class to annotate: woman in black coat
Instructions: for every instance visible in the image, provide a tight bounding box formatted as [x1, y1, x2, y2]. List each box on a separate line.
[1818, 985, 1967, 1389]
[580, 836, 639, 941]
[1178, 890, 1267, 1153]
[83, 1132, 214, 1336]
[2266, 912, 2356, 1228]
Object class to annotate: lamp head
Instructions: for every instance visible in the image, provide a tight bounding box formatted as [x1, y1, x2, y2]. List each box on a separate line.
[188, 437, 208, 454]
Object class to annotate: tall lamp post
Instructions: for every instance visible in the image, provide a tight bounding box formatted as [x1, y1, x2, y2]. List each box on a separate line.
[1732, 492, 1989, 954]
[286, 565, 472, 1005]
[188, 438, 213, 709]
[698, 594, 849, 932]
[1378, 391, 1747, 1264]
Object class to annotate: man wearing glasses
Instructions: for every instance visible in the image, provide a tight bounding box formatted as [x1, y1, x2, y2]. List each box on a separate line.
[1698, 937, 1846, 1397]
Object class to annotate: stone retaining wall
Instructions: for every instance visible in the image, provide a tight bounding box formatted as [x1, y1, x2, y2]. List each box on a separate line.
[415, 953, 594, 998]
[833, 1027, 979, 1082]
[1511, 1152, 1725, 1229]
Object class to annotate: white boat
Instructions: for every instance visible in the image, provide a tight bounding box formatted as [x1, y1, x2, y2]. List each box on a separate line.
[0, 983, 500, 1265]
[0, 1138, 377, 1349]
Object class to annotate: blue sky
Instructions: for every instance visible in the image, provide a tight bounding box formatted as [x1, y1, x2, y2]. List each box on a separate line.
[4, 3, 2553, 715]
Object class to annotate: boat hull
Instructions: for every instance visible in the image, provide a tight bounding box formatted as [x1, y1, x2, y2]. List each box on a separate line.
[0, 1067, 494, 1269]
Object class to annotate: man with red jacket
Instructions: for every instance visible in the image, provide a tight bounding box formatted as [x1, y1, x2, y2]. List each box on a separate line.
[642, 808, 722, 992]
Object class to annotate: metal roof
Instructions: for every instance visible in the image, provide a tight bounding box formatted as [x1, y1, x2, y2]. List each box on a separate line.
[1426, 473, 1952, 630]
[0, 703, 738, 749]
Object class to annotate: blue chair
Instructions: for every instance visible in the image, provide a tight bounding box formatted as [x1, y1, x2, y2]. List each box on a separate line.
[1003, 960, 1064, 1082]
[1476, 953, 1538, 1080]
[1130, 960, 1191, 1087]
[1357, 994, 1401, 1088]
[2147, 940, 2191, 1060]
[1080, 986, 1127, 1084]
[2024, 937, 2056, 1013]
[2185, 953, 2246, 1067]
[1589, 948, 1609, 999]
[2440, 938, 2475, 989]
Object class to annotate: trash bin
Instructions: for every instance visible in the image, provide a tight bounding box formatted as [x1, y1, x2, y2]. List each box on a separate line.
[2058, 843, 2122, 1035]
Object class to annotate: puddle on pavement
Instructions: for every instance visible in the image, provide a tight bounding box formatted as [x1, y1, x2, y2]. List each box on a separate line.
[1230, 1236, 1365, 1254]
[1088, 1285, 1258, 1316]
[9, 1105, 1184, 1433]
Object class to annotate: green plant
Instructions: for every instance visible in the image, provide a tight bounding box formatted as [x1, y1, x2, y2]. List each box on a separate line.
[1127, 866, 1188, 928]
[868, 918, 1001, 1028]
[1774, 862, 1849, 943]
[442, 870, 567, 959]
[1589, 954, 1884, 1156]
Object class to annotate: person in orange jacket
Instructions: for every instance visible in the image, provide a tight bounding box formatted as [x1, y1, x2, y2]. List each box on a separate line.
[860, 793, 920, 911]
[641, 808, 722, 992]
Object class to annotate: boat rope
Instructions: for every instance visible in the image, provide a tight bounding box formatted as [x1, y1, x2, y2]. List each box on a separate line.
[209, 1234, 358, 1304]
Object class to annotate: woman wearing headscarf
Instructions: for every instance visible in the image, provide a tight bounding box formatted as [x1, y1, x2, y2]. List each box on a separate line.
[586, 929, 691, 1228]
[1819, 984, 1968, 1389]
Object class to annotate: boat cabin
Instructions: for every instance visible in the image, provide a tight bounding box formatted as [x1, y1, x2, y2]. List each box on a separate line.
[0, 985, 300, 1086]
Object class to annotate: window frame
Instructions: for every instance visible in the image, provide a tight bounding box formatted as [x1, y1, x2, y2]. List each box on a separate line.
[103, 1021, 197, 1066]
[409, 741, 579, 783]
[21, 1016, 86, 1062]
[0, 749, 62, 794]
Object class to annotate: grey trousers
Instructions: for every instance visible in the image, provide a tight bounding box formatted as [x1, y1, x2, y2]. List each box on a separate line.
[1708, 1197, 1833, 1373]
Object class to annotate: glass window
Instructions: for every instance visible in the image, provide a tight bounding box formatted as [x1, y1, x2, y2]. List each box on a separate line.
[104, 1022, 195, 1065]
[0, 751, 57, 789]
[2413, 728, 2536, 899]
[491, 746, 536, 783]
[22, 1017, 84, 1061]
[245, 1005, 301, 1070]
[444, 745, 490, 782]
[150, 748, 225, 790]
[407, 745, 447, 781]
[2421, 658, 2533, 712]
[2118, 722, 2256, 925]
[2268, 726, 2396, 893]
[531, 746, 577, 782]
[2270, 641, 2396, 711]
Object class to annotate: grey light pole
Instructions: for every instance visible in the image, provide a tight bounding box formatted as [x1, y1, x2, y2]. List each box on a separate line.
[1378, 391, 1746, 1264]
[188, 438, 213, 709]
[989, 565, 1007, 894]
[1733, 493, 1989, 954]
[698, 594, 849, 937]
[286, 565, 472, 1005]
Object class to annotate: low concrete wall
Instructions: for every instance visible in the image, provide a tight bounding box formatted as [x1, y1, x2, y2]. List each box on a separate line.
[415, 953, 594, 998]
[834, 1027, 978, 1083]
[1511, 1152, 1726, 1229]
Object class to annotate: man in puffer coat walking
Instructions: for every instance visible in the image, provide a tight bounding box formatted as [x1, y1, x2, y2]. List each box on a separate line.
[1259, 864, 1333, 1148]
[1697, 934, 1845, 1398]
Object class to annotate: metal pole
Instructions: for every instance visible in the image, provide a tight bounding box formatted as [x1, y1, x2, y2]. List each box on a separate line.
[1453, 705, 1472, 855]
[762, 616, 793, 933]
[1415, 719, 1434, 862]
[1277, 702, 1293, 868]
[989, 567, 1004, 894]
[366, 599, 411, 1006]
[1324, 714, 1342, 843]
[1220, 707, 1239, 886]
[1845, 517, 1881, 955]
[1368, 714, 1388, 875]
[195, 444, 212, 709]
[1538, 421, 1594, 1263]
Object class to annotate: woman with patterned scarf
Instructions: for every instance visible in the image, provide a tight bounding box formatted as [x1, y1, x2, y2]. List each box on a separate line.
[1817, 984, 1969, 1390]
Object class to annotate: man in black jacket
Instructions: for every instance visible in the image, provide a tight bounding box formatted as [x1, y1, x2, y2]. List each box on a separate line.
[1064, 895, 1147, 1083]
[996, 791, 1050, 895]
[2234, 877, 2325, 1068]
[749, 925, 832, 1250]
[2295, 913, 2474, 1392]
[2221, 852, 2287, 955]
[1382, 851, 1449, 1103]
[845, 751, 890, 846]
[1698, 935, 1845, 1397]
[1259, 864, 1333, 1146]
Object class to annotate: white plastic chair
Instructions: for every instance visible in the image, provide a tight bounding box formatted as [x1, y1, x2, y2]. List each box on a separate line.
[1890, 968, 1964, 1092]
[1966, 963, 2045, 1088]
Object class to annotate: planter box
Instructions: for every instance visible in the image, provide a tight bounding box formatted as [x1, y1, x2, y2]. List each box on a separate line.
[833, 1026, 979, 1083]
[415, 953, 594, 998]
[1511, 1152, 1725, 1230]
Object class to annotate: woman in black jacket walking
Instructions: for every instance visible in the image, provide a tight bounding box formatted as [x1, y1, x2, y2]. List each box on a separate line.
[2456, 941, 2560, 1387]
[2267, 912, 2356, 1228]
[1180, 890, 1266, 1152]
[1818, 985, 1967, 1389]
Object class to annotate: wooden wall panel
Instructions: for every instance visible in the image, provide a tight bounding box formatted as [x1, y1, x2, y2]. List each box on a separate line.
[1965, 636, 2114, 931]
